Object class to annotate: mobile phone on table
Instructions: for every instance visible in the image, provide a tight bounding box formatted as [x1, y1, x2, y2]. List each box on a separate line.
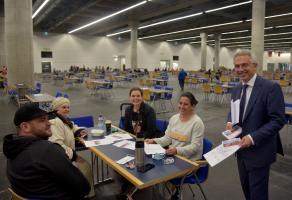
[139, 163, 155, 173]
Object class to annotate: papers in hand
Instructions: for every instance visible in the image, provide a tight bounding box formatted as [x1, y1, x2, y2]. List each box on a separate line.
[144, 144, 165, 155]
[222, 127, 242, 140]
[231, 99, 240, 124]
[203, 138, 241, 167]
[114, 140, 135, 150]
[116, 155, 135, 165]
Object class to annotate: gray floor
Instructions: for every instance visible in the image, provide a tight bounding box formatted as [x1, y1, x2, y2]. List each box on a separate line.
[0, 75, 292, 200]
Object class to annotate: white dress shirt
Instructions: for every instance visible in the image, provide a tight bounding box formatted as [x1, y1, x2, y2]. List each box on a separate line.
[241, 73, 257, 145]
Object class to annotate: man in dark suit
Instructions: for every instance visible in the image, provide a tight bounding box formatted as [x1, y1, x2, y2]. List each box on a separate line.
[226, 50, 285, 200]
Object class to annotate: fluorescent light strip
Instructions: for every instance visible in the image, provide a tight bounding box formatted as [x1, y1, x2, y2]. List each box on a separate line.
[69, 1, 146, 34]
[138, 1, 251, 30]
[167, 36, 201, 42]
[221, 30, 249, 35]
[275, 24, 292, 28]
[265, 41, 292, 45]
[205, 1, 251, 13]
[139, 12, 292, 40]
[139, 12, 203, 29]
[221, 41, 250, 45]
[265, 12, 292, 19]
[265, 31, 292, 37]
[139, 20, 242, 39]
[221, 36, 251, 40]
[32, 0, 50, 19]
[107, 29, 131, 37]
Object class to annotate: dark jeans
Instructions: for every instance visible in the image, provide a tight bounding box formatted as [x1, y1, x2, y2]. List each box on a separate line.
[178, 79, 185, 90]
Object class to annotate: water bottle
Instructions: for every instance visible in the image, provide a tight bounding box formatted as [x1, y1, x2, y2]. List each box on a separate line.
[135, 132, 145, 172]
[97, 115, 106, 135]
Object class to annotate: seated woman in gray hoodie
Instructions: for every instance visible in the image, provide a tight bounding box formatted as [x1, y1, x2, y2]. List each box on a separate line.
[145, 92, 204, 161]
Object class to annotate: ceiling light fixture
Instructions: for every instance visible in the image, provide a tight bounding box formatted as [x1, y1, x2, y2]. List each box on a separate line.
[205, 1, 251, 13]
[265, 12, 292, 19]
[107, 29, 131, 37]
[221, 30, 249, 35]
[139, 20, 242, 39]
[167, 36, 201, 42]
[139, 12, 292, 40]
[139, 12, 203, 29]
[265, 31, 292, 37]
[32, 0, 51, 19]
[69, 1, 147, 34]
[139, 1, 251, 30]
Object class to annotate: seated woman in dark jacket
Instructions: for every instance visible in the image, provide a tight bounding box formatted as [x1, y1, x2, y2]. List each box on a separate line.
[124, 87, 161, 138]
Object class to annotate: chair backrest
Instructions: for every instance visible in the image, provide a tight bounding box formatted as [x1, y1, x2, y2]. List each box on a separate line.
[63, 94, 69, 99]
[213, 85, 223, 94]
[197, 138, 213, 182]
[143, 89, 151, 101]
[156, 119, 168, 133]
[70, 116, 94, 128]
[8, 188, 25, 200]
[202, 84, 211, 93]
[55, 91, 62, 97]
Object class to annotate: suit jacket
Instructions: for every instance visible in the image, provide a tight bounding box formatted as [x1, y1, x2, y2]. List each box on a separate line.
[230, 76, 285, 168]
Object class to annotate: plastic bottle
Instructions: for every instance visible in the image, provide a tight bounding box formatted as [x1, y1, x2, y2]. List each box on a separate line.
[97, 115, 106, 135]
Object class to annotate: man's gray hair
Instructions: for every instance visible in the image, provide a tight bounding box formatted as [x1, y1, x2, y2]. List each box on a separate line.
[233, 50, 258, 64]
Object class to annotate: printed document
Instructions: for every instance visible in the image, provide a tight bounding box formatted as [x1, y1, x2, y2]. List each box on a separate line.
[84, 138, 114, 147]
[114, 140, 135, 150]
[144, 144, 165, 155]
[203, 139, 240, 167]
[116, 155, 135, 165]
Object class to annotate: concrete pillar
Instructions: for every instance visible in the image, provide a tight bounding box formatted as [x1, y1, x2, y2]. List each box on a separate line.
[200, 32, 207, 70]
[251, 0, 265, 75]
[5, 0, 34, 86]
[290, 48, 292, 67]
[130, 22, 138, 69]
[0, 17, 5, 67]
[214, 34, 221, 71]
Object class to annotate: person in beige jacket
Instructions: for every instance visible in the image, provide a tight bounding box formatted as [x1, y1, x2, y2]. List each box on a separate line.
[49, 97, 95, 198]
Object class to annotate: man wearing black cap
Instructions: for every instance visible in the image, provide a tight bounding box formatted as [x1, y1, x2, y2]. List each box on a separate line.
[3, 103, 90, 200]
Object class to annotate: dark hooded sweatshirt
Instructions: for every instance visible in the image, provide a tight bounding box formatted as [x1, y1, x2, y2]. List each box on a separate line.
[3, 134, 90, 200]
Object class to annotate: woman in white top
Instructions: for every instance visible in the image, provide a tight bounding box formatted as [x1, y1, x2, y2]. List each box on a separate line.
[49, 97, 95, 198]
[145, 92, 204, 161]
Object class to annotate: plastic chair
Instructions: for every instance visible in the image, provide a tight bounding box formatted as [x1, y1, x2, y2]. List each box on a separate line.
[8, 188, 26, 200]
[70, 116, 94, 128]
[70, 116, 94, 151]
[161, 87, 175, 112]
[63, 93, 69, 99]
[170, 138, 213, 200]
[55, 91, 63, 97]
[156, 119, 168, 137]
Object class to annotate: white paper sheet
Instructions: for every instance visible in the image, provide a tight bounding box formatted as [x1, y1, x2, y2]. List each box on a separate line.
[113, 140, 135, 150]
[231, 99, 240, 124]
[107, 133, 132, 141]
[203, 143, 240, 167]
[116, 155, 135, 164]
[84, 138, 114, 147]
[144, 144, 165, 155]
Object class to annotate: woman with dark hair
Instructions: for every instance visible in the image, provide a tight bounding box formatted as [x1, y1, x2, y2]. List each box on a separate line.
[124, 87, 161, 138]
[145, 92, 204, 161]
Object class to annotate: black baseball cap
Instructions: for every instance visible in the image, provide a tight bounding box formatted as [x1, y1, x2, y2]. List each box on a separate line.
[13, 103, 53, 126]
